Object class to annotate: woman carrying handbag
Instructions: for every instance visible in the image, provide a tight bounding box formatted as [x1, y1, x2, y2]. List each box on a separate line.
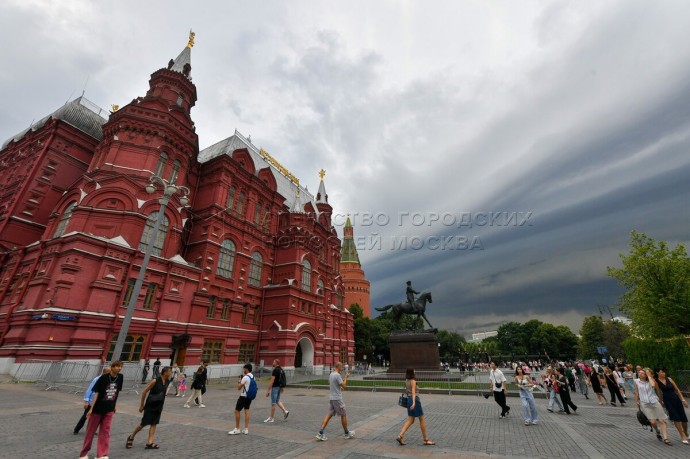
[396, 368, 435, 446]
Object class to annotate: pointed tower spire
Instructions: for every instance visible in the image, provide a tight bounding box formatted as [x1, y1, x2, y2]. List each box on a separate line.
[316, 168, 328, 203]
[169, 30, 194, 79]
[340, 214, 359, 263]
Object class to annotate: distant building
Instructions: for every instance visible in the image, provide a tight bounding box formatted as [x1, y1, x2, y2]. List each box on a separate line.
[469, 330, 498, 342]
[339, 216, 371, 317]
[0, 38, 354, 373]
[612, 316, 632, 326]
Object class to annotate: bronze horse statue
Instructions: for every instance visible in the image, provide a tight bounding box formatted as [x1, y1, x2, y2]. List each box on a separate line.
[375, 291, 434, 329]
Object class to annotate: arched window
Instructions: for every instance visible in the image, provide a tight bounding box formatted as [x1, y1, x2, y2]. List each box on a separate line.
[226, 187, 236, 210]
[248, 252, 262, 287]
[217, 239, 236, 278]
[169, 159, 181, 184]
[254, 201, 262, 225]
[263, 205, 271, 230]
[302, 259, 312, 291]
[317, 279, 325, 295]
[54, 201, 77, 237]
[138, 211, 169, 257]
[154, 152, 168, 177]
[237, 192, 245, 217]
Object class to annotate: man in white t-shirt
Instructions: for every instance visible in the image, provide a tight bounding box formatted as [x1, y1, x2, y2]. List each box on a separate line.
[228, 364, 254, 435]
[489, 361, 510, 418]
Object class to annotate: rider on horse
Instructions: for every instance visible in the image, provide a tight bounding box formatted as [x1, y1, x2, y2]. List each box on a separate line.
[406, 281, 420, 313]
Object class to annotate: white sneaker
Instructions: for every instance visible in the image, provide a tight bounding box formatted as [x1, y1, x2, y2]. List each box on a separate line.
[96, 457, 109, 459]
[242, 428, 249, 435]
[183, 404, 190, 408]
[79, 456, 89, 459]
[344, 430, 355, 439]
[199, 404, 206, 408]
[228, 428, 241, 435]
[315, 432, 328, 441]
[264, 417, 274, 423]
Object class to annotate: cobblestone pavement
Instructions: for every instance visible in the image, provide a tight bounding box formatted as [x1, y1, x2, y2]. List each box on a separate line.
[1, 381, 689, 459]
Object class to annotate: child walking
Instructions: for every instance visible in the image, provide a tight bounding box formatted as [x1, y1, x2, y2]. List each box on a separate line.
[178, 373, 187, 397]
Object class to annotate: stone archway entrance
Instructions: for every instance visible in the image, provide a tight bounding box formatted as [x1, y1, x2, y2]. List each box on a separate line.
[295, 336, 314, 368]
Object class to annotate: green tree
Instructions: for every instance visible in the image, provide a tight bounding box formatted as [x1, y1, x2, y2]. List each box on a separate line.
[602, 320, 630, 361]
[497, 322, 527, 356]
[522, 319, 544, 354]
[553, 325, 578, 359]
[578, 315, 605, 359]
[437, 329, 466, 362]
[607, 231, 690, 338]
[530, 323, 560, 359]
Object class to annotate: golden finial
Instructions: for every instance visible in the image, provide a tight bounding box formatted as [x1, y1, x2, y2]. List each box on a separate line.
[187, 30, 195, 48]
[111, 104, 119, 112]
[318, 169, 326, 180]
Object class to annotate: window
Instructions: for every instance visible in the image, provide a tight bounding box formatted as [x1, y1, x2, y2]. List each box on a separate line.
[154, 152, 168, 177]
[340, 348, 348, 365]
[236, 192, 245, 216]
[176, 94, 183, 107]
[54, 201, 77, 237]
[336, 290, 343, 309]
[254, 201, 262, 225]
[248, 252, 262, 287]
[221, 299, 230, 320]
[254, 305, 261, 324]
[238, 342, 255, 363]
[201, 339, 223, 364]
[169, 160, 181, 184]
[226, 187, 235, 210]
[138, 211, 169, 257]
[121, 278, 136, 306]
[207, 296, 217, 319]
[242, 303, 249, 323]
[302, 260, 311, 291]
[317, 279, 324, 295]
[216, 239, 236, 278]
[263, 205, 271, 230]
[106, 334, 145, 362]
[143, 283, 158, 310]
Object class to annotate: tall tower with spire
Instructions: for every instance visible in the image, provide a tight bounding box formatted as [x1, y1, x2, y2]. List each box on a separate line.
[340, 215, 371, 317]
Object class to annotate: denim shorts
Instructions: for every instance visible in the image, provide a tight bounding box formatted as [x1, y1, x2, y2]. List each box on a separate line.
[270, 386, 282, 404]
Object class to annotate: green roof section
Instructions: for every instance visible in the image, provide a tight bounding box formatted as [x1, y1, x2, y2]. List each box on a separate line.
[340, 215, 360, 263]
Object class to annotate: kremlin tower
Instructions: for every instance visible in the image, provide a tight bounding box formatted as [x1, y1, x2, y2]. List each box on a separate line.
[339, 215, 371, 317]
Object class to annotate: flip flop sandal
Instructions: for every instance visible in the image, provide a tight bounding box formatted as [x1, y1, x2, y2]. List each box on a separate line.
[664, 439, 672, 446]
[145, 443, 160, 449]
[423, 440, 436, 446]
[126, 435, 134, 449]
[396, 436, 405, 445]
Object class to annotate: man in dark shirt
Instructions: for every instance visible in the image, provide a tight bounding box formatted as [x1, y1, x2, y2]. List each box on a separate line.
[264, 359, 289, 422]
[79, 360, 124, 459]
[152, 357, 161, 379]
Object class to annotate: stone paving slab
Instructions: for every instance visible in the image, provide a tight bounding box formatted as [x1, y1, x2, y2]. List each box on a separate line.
[0, 382, 688, 458]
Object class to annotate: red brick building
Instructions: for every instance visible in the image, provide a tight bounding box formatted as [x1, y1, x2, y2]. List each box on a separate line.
[0, 40, 354, 373]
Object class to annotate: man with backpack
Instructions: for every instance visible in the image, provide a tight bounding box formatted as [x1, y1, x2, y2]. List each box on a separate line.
[264, 359, 289, 423]
[229, 363, 257, 435]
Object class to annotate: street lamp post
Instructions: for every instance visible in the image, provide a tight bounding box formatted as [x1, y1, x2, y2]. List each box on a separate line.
[111, 175, 189, 362]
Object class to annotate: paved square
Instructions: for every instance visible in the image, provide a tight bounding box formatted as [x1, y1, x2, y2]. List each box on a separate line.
[1, 380, 688, 458]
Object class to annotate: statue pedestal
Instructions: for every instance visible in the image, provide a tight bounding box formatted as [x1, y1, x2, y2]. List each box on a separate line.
[387, 330, 440, 373]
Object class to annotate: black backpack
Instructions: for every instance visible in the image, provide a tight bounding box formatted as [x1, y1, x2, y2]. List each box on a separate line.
[637, 409, 653, 431]
[278, 368, 287, 388]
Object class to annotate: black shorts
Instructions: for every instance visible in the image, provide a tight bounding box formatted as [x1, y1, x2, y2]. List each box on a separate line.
[235, 396, 252, 411]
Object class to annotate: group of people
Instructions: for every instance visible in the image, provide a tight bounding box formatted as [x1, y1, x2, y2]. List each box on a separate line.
[487, 361, 689, 446]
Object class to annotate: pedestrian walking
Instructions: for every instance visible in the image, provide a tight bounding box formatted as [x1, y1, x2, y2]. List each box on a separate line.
[74, 366, 110, 435]
[544, 368, 564, 413]
[264, 359, 289, 423]
[183, 364, 207, 408]
[589, 367, 608, 405]
[396, 368, 435, 446]
[488, 361, 510, 418]
[315, 362, 355, 441]
[635, 368, 672, 446]
[152, 357, 161, 379]
[178, 373, 187, 397]
[622, 364, 636, 399]
[141, 360, 150, 384]
[167, 363, 180, 396]
[577, 364, 590, 399]
[126, 366, 172, 450]
[79, 361, 124, 459]
[228, 363, 256, 435]
[515, 367, 539, 425]
[654, 368, 689, 444]
[555, 367, 578, 414]
[614, 366, 627, 400]
[604, 367, 626, 406]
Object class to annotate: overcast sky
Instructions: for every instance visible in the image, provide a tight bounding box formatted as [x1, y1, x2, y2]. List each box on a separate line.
[2, 1, 689, 337]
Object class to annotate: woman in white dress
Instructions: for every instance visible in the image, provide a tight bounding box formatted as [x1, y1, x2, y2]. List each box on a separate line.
[635, 367, 671, 446]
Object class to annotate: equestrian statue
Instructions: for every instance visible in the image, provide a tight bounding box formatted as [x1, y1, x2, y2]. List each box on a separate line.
[375, 280, 434, 330]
